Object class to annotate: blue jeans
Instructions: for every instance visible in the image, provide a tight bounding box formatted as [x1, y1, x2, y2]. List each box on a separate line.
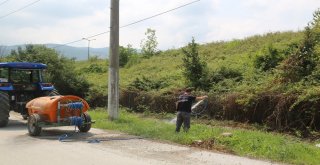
[175, 111, 190, 132]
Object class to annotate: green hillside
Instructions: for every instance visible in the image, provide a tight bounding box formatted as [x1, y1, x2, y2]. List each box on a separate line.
[77, 31, 303, 93]
[75, 28, 320, 136]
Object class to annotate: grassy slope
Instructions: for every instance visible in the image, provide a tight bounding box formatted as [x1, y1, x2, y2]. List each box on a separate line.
[75, 31, 304, 93]
[76, 60, 108, 90]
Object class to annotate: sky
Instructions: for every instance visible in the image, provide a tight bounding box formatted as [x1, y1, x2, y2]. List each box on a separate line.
[0, 0, 320, 50]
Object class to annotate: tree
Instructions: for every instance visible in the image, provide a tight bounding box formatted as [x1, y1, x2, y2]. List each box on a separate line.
[182, 37, 209, 90]
[9, 44, 90, 98]
[140, 28, 159, 58]
[278, 9, 320, 83]
[119, 44, 137, 67]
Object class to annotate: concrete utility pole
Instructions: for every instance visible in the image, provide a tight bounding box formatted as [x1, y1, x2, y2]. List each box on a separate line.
[82, 38, 95, 60]
[108, 0, 119, 120]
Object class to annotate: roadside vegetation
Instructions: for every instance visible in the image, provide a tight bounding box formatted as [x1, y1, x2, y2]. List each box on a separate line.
[90, 108, 320, 165]
[92, 9, 320, 139]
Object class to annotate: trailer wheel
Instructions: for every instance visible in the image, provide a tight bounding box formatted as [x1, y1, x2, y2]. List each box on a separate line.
[0, 91, 10, 127]
[22, 114, 28, 120]
[78, 112, 91, 132]
[27, 114, 42, 136]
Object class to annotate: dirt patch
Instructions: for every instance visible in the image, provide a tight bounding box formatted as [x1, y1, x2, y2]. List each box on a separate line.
[190, 139, 235, 154]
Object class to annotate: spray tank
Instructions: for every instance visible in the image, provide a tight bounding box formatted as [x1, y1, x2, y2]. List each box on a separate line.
[26, 95, 92, 136]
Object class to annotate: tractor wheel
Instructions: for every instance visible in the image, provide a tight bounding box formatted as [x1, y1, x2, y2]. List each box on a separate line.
[0, 91, 10, 127]
[45, 89, 60, 96]
[27, 114, 42, 136]
[78, 112, 91, 132]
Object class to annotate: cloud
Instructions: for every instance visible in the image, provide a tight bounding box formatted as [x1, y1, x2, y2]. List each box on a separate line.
[119, 0, 207, 49]
[0, 0, 320, 49]
[202, 0, 320, 42]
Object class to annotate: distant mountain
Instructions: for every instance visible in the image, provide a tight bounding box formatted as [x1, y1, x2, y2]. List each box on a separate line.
[0, 45, 18, 56]
[0, 44, 109, 61]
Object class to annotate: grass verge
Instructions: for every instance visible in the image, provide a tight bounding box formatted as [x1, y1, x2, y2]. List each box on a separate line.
[89, 108, 320, 165]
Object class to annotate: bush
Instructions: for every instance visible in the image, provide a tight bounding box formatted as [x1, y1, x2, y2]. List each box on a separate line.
[128, 76, 168, 91]
[86, 87, 107, 107]
[254, 45, 283, 71]
[209, 66, 243, 83]
[81, 63, 107, 73]
[120, 90, 176, 113]
[119, 45, 138, 67]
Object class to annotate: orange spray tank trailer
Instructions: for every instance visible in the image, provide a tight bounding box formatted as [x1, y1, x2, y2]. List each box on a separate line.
[26, 95, 92, 136]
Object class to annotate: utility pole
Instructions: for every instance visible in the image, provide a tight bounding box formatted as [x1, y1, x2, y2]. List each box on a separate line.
[108, 0, 119, 120]
[82, 38, 95, 60]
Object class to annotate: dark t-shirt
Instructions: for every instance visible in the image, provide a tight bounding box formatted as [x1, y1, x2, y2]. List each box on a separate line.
[176, 94, 196, 113]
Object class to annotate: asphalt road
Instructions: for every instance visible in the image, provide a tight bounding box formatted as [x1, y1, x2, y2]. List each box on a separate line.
[0, 112, 279, 165]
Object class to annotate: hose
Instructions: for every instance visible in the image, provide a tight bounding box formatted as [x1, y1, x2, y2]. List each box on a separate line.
[191, 99, 208, 117]
[67, 102, 83, 110]
[69, 116, 83, 126]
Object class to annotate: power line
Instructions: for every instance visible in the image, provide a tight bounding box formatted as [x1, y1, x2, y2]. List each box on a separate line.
[0, 0, 41, 20]
[53, 0, 201, 48]
[120, 0, 200, 29]
[52, 33, 108, 48]
[0, 0, 10, 6]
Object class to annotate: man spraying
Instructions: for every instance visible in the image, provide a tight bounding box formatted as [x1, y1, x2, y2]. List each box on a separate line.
[175, 88, 207, 132]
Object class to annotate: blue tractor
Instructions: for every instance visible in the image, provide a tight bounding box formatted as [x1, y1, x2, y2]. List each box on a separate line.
[0, 62, 58, 127]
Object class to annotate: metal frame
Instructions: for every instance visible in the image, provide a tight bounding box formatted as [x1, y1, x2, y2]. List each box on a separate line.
[37, 100, 85, 128]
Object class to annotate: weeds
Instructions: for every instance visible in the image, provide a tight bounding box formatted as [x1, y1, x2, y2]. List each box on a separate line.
[90, 108, 320, 165]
